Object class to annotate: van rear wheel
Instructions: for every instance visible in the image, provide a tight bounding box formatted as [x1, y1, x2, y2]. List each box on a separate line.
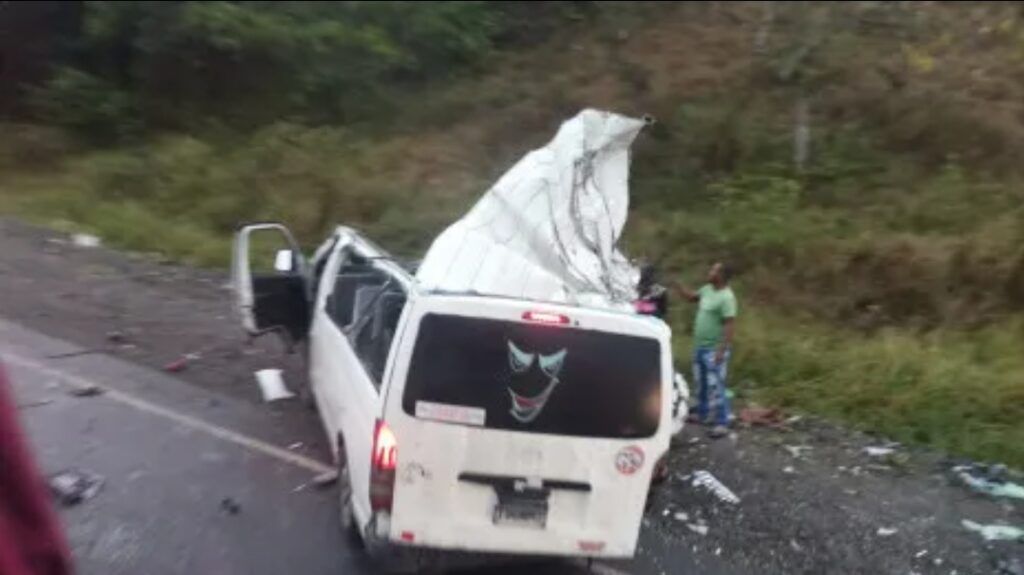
[337, 446, 361, 545]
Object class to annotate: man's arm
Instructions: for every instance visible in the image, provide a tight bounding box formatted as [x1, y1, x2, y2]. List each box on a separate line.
[715, 317, 734, 365]
[671, 282, 700, 303]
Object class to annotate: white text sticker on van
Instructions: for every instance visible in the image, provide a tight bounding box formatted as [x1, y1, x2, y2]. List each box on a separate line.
[415, 401, 486, 427]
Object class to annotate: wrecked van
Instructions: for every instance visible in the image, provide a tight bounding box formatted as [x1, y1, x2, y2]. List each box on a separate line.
[232, 110, 682, 569]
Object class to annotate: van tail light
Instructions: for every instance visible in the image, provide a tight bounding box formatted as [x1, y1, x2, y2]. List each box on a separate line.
[522, 310, 570, 325]
[370, 419, 397, 511]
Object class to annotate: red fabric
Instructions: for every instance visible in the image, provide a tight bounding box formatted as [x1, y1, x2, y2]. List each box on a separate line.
[0, 364, 73, 575]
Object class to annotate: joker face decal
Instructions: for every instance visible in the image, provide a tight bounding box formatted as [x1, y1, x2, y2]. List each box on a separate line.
[506, 340, 567, 423]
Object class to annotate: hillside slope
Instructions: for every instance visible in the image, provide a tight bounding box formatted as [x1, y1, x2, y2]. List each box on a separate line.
[2, 2, 1023, 464]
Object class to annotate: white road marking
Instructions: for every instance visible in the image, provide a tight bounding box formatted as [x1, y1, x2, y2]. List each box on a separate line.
[3, 352, 333, 475]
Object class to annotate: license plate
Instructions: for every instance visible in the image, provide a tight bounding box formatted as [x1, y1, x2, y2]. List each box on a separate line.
[493, 493, 548, 528]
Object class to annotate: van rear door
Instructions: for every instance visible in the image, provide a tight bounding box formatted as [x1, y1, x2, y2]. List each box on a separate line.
[380, 296, 671, 558]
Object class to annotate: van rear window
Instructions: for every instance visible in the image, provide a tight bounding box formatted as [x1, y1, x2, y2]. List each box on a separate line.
[402, 313, 662, 439]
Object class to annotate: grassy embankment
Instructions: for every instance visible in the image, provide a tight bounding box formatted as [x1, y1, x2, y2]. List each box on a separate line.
[2, 3, 1022, 465]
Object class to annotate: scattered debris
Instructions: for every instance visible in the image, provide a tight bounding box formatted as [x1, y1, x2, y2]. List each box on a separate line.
[255, 369, 293, 402]
[673, 511, 690, 522]
[291, 483, 308, 493]
[48, 469, 105, 506]
[692, 470, 741, 504]
[996, 558, 1024, 575]
[68, 384, 104, 397]
[789, 539, 803, 553]
[783, 415, 803, 425]
[784, 445, 812, 458]
[220, 497, 242, 515]
[71, 233, 101, 248]
[876, 527, 898, 537]
[914, 549, 928, 559]
[783, 466, 796, 474]
[311, 470, 338, 488]
[738, 405, 785, 428]
[954, 465, 1024, 500]
[864, 446, 896, 457]
[287, 442, 303, 451]
[961, 520, 1024, 542]
[687, 523, 709, 536]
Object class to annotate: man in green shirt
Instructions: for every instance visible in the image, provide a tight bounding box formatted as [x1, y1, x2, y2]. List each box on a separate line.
[674, 262, 738, 439]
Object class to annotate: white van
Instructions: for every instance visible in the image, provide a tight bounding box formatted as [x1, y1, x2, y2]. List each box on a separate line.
[233, 223, 674, 570]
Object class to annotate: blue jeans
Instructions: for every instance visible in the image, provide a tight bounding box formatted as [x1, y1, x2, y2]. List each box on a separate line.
[693, 347, 731, 426]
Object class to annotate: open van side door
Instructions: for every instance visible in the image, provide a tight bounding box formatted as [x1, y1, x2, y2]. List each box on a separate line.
[232, 223, 311, 346]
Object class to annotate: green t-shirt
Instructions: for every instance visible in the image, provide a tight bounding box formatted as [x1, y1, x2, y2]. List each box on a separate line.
[693, 284, 738, 349]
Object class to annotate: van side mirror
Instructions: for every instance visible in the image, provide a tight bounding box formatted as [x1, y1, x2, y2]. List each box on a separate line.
[274, 249, 294, 273]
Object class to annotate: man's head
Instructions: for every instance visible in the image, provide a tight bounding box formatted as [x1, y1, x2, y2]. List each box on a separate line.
[707, 262, 733, 287]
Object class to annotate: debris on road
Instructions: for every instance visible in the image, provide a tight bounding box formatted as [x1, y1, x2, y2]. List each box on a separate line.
[996, 558, 1024, 575]
[692, 470, 740, 504]
[220, 497, 241, 515]
[954, 465, 1024, 500]
[105, 330, 127, 344]
[738, 405, 785, 428]
[71, 233, 101, 248]
[864, 446, 896, 457]
[784, 444, 812, 459]
[673, 511, 690, 522]
[287, 442, 303, 451]
[254, 368, 293, 402]
[960, 520, 1024, 542]
[876, 527, 898, 537]
[687, 523, 709, 536]
[783, 466, 796, 474]
[311, 470, 338, 489]
[48, 468, 104, 506]
[67, 384, 104, 397]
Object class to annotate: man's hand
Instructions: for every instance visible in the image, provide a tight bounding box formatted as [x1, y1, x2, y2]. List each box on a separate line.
[717, 317, 735, 365]
[714, 345, 726, 366]
[671, 281, 700, 303]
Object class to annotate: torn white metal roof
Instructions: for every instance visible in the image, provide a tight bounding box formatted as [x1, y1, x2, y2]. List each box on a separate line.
[416, 109, 646, 310]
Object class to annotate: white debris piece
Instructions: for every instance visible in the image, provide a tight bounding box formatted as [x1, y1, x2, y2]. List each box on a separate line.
[864, 446, 895, 457]
[71, 233, 101, 248]
[254, 369, 293, 402]
[784, 445, 812, 458]
[687, 523, 709, 536]
[673, 511, 690, 522]
[876, 527, 898, 537]
[692, 470, 741, 504]
[416, 109, 646, 309]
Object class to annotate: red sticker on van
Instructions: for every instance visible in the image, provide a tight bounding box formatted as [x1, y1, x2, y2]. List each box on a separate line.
[615, 445, 645, 475]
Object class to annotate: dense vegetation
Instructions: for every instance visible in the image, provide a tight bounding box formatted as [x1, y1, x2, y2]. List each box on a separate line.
[2, 2, 1022, 465]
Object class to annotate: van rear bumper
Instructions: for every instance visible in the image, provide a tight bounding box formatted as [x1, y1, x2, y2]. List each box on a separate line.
[363, 513, 630, 572]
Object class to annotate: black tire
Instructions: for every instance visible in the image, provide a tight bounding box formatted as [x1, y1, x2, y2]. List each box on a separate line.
[337, 439, 362, 546]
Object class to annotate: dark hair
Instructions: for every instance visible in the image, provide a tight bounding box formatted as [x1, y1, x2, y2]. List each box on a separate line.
[719, 262, 734, 283]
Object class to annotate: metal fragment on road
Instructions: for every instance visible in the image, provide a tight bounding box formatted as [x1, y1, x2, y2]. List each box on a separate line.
[48, 469, 104, 506]
[311, 470, 338, 488]
[876, 527, 897, 537]
[961, 519, 1024, 542]
[954, 465, 1024, 500]
[687, 523, 709, 536]
[691, 470, 740, 504]
[864, 446, 895, 457]
[68, 384, 104, 397]
[673, 511, 689, 522]
[254, 369, 293, 402]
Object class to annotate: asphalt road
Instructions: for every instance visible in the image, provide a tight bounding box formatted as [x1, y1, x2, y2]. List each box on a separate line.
[2, 319, 645, 575]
